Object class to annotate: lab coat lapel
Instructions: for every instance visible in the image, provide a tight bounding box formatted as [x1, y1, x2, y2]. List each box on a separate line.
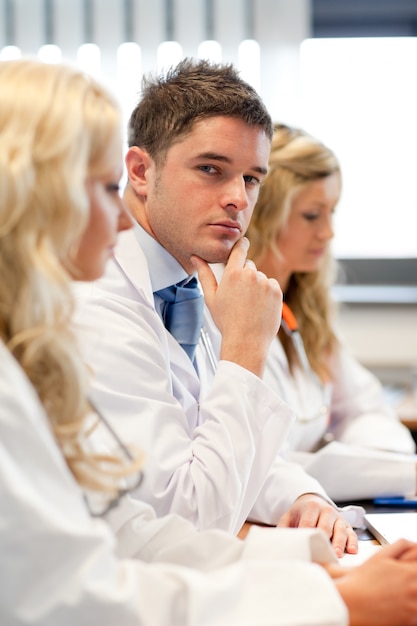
[114, 228, 202, 410]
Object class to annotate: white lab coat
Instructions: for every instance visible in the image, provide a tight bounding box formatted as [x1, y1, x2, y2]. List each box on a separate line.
[74, 228, 363, 533]
[263, 334, 417, 501]
[0, 340, 348, 626]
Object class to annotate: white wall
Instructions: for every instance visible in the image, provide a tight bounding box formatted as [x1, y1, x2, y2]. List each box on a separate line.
[1, 0, 415, 371]
[0, 0, 311, 122]
[336, 305, 417, 370]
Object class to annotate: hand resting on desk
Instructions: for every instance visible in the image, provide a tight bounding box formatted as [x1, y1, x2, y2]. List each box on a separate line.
[323, 539, 417, 626]
[277, 492, 359, 558]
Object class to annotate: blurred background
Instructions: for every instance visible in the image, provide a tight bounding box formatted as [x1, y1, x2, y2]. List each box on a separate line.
[1, 0, 417, 390]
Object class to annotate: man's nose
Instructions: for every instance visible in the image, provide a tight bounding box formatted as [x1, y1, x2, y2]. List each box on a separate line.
[220, 178, 249, 212]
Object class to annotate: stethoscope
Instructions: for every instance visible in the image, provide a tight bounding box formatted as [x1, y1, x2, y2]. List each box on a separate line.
[83, 398, 144, 517]
[200, 303, 331, 425]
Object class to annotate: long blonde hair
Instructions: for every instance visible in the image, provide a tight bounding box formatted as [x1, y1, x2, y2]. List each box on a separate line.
[247, 124, 340, 380]
[0, 59, 140, 491]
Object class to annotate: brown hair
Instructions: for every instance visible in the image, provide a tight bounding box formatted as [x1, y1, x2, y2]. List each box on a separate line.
[128, 57, 273, 164]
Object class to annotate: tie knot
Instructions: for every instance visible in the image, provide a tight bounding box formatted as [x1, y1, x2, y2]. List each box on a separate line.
[155, 277, 201, 304]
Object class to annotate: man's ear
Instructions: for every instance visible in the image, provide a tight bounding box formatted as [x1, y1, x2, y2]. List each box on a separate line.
[125, 146, 153, 196]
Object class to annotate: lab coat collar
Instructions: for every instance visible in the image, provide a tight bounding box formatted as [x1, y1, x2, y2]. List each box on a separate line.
[112, 227, 155, 306]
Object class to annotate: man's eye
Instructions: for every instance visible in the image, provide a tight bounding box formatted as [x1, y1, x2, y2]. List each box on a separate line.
[198, 165, 217, 174]
[244, 175, 260, 185]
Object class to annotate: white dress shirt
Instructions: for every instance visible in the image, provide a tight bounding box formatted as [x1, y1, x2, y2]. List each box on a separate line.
[0, 340, 348, 626]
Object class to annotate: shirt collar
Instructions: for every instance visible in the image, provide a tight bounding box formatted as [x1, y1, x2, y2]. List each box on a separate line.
[133, 222, 190, 292]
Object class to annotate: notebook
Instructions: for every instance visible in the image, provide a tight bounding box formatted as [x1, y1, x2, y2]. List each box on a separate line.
[364, 512, 417, 545]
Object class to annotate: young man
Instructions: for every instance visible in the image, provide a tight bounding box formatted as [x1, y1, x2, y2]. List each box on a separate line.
[74, 58, 361, 557]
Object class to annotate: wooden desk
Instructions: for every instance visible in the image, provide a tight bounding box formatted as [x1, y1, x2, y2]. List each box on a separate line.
[242, 520, 327, 542]
[238, 521, 274, 540]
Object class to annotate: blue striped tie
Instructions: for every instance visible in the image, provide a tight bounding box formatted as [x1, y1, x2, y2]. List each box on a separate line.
[155, 277, 204, 362]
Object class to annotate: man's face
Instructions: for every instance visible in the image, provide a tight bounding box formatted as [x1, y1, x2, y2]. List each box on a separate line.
[144, 115, 271, 272]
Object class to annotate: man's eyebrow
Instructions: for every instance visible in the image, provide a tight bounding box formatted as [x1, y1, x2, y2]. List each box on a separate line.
[252, 165, 268, 176]
[194, 152, 231, 162]
[194, 152, 268, 176]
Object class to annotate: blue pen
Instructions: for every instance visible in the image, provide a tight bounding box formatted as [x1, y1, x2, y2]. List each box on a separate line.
[373, 497, 417, 508]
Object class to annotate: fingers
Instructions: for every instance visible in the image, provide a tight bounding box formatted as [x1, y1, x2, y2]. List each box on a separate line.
[224, 238, 272, 281]
[373, 538, 417, 562]
[397, 543, 417, 562]
[277, 494, 358, 558]
[335, 552, 417, 625]
[243, 259, 257, 271]
[223, 237, 250, 272]
[197, 236, 283, 376]
[276, 511, 292, 528]
[310, 509, 358, 558]
[230, 240, 272, 282]
[330, 519, 358, 558]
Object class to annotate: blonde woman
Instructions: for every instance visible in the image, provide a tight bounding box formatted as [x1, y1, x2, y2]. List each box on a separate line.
[2, 60, 417, 626]
[247, 123, 416, 502]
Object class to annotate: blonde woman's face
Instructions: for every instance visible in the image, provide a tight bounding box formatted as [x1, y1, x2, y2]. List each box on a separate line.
[70, 156, 133, 281]
[276, 173, 340, 279]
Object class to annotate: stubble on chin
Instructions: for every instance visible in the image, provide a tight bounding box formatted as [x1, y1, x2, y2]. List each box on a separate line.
[192, 240, 236, 265]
